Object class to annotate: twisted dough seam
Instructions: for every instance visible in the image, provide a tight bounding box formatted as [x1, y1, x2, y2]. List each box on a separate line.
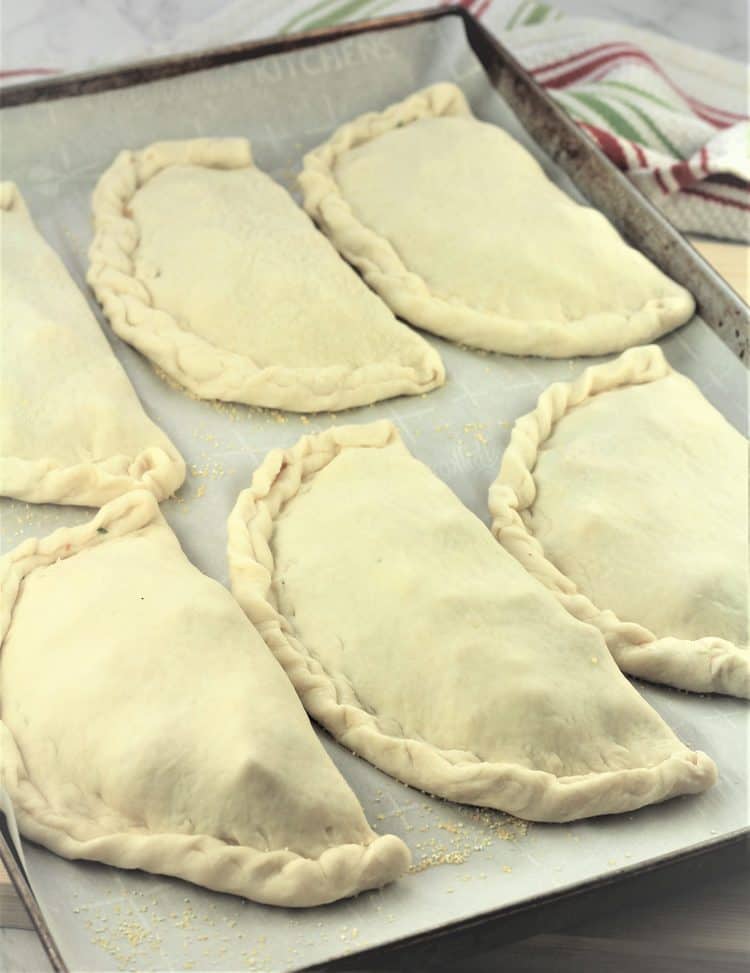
[227, 419, 717, 822]
[299, 83, 694, 357]
[87, 139, 443, 412]
[0, 182, 185, 505]
[0, 490, 409, 907]
[488, 344, 749, 698]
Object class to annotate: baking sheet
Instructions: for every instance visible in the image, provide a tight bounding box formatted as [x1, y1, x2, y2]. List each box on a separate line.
[0, 14, 748, 973]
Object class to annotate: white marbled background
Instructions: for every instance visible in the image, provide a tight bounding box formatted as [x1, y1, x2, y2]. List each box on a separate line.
[0, 0, 747, 78]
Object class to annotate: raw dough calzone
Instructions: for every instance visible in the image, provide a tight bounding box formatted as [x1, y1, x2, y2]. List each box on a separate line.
[0, 490, 409, 907]
[88, 138, 444, 412]
[227, 421, 716, 823]
[489, 345, 748, 698]
[0, 183, 184, 506]
[300, 83, 695, 357]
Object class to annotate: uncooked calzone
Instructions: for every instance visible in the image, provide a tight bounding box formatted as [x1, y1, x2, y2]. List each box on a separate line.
[0, 490, 409, 907]
[300, 83, 695, 357]
[88, 138, 444, 411]
[489, 345, 749, 699]
[227, 421, 716, 822]
[0, 183, 184, 506]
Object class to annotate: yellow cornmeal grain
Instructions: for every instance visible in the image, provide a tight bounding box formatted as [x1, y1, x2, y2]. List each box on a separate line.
[152, 364, 197, 397]
[72, 747, 529, 967]
[438, 822, 462, 834]
[189, 461, 227, 480]
[409, 806, 528, 873]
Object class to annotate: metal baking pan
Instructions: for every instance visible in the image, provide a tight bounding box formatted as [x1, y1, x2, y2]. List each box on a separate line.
[0, 6, 747, 972]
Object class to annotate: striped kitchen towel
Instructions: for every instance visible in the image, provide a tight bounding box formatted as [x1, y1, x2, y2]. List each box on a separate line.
[2, 0, 748, 240]
[498, 2, 750, 242]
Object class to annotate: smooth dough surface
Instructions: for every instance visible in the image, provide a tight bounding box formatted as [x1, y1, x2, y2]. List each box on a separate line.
[300, 83, 695, 357]
[88, 138, 444, 411]
[0, 491, 409, 906]
[0, 182, 184, 506]
[490, 345, 749, 698]
[228, 421, 716, 823]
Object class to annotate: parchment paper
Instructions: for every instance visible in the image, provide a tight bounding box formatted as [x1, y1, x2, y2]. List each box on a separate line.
[0, 15, 747, 973]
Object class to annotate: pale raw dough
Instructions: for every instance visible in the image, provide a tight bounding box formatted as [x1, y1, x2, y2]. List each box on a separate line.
[227, 421, 716, 822]
[299, 83, 695, 357]
[88, 138, 444, 411]
[0, 490, 410, 907]
[0, 183, 184, 506]
[489, 345, 749, 698]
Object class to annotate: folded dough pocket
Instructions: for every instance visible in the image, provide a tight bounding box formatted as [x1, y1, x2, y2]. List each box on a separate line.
[227, 421, 716, 823]
[489, 344, 749, 699]
[0, 490, 409, 907]
[88, 138, 444, 412]
[300, 83, 695, 358]
[0, 182, 185, 506]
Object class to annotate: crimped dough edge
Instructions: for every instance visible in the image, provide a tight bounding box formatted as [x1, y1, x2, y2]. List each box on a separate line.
[227, 419, 717, 823]
[87, 138, 444, 412]
[488, 344, 749, 699]
[0, 490, 410, 907]
[0, 182, 185, 506]
[298, 82, 695, 358]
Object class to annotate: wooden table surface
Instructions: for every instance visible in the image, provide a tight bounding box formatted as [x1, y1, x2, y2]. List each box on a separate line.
[2, 845, 749, 972]
[1, 236, 747, 972]
[689, 238, 749, 304]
